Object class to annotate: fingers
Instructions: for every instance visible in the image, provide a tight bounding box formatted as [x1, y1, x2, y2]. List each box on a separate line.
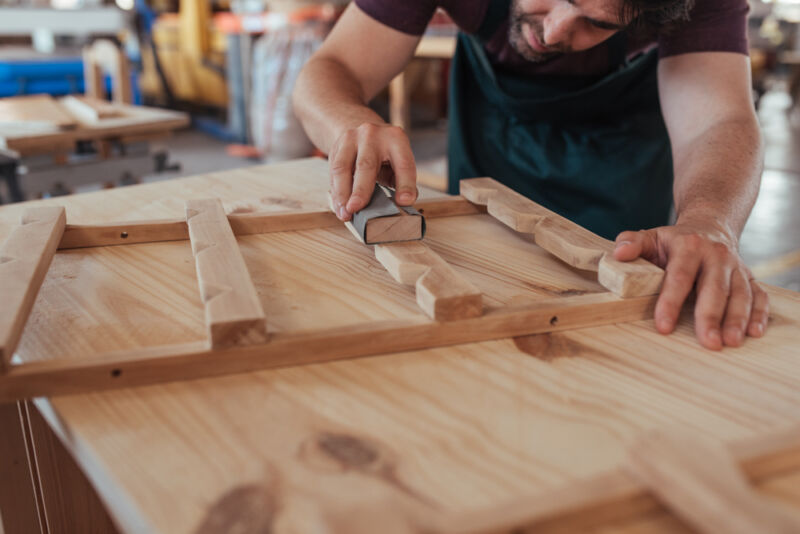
[654, 245, 703, 336]
[747, 279, 769, 338]
[613, 230, 662, 264]
[692, 261, 733, 350]
[348, 142, 381, 214]
[328, 123, 417, 221]
[720, 268, 752, 347]
[387, 136, 417, 206]
[329, 132, 357, 221]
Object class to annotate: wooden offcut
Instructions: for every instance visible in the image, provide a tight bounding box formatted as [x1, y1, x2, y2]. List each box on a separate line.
[185, 199, 268, 348]
[61, 95, 122, 124]
[0, 206, 66, 371]
[461, 178, 665, 297]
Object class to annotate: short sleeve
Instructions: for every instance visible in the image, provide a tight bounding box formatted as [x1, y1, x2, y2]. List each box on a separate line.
[658, 0, 749, 58]
[354, 0, 439, 36]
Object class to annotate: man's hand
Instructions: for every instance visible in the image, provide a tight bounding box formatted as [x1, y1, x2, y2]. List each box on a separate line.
[328, 122, 418, 222]
[613, 221, 769, 350]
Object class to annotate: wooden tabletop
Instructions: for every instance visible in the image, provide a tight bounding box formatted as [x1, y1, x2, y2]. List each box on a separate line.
[1, 158, 799, 533]
[0, 95, 188, 156]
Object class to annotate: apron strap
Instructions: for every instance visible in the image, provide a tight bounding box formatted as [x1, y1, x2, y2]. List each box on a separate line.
[474, 0, 511, 42]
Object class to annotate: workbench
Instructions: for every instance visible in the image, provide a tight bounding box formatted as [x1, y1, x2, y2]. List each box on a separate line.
[0, 95, 188, 202]
[0, 158, 799, 534]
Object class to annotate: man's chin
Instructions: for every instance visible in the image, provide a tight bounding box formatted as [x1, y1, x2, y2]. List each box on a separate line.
[511, 40, 560, 62]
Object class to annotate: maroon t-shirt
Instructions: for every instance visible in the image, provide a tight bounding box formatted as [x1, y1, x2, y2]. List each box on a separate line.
[354, 0, 749, 77]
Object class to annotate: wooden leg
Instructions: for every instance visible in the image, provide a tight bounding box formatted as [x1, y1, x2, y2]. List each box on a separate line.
[24, 402, 119, 534]
[0, 402, 43, 534]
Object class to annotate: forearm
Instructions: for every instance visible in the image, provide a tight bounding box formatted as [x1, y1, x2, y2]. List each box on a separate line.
[672, 115, 764, 244]
[292, 56, 386, 154]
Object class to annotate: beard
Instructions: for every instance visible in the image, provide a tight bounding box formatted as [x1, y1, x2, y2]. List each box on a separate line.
[508, 1, 569, 62]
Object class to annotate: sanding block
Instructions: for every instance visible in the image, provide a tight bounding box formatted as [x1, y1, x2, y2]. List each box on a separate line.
[342, 184, 426, 245]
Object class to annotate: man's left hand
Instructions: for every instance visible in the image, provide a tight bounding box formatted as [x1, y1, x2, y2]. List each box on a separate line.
[613, 221, 769, 350]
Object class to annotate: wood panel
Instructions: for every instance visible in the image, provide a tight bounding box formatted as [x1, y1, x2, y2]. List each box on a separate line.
[24, 402, 119, 534]
[0, 159, 798, 534]
[0, 402, 42, 534]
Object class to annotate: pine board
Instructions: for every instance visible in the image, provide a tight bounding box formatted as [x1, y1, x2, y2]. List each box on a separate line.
[0, 158, 798, 533]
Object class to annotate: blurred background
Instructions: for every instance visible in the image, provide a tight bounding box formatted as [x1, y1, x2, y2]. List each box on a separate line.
[0, 0, 797, 289]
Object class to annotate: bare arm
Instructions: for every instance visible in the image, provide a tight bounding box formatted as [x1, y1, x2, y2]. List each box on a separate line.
[292, 4, 422, 219]
[614, 51, 768, 350]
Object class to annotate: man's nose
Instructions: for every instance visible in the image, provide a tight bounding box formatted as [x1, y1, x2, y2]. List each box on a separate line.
[543, 3, 578, 46]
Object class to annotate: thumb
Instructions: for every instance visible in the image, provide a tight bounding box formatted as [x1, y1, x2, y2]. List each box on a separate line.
[613, 230, 659, 263]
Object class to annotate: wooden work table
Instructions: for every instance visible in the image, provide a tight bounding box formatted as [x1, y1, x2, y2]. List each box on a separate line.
[0, 158, 799, 533]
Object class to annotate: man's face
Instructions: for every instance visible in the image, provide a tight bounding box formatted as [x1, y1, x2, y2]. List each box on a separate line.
[509, 0, 627, 62]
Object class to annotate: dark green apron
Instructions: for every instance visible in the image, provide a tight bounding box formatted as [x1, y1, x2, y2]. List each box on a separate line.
[447, 0, 673, 239]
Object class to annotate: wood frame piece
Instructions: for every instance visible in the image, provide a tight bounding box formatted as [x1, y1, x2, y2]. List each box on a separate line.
[1, 179, 668, 402]
[461, 178, 665, 298]
[0, 207, 66, 372]
[186, 199, 268, 348]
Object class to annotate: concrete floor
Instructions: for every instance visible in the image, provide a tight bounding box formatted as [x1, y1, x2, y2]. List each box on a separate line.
[110, 88, 800, 291]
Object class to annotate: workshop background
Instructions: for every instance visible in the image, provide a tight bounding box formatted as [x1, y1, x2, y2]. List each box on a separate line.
[0, 0, 798, 300]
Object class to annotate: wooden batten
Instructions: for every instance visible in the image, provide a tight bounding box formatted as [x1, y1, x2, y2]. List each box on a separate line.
[0, 292, 655, 402]
[460, 178, 664, 298]
[0, 207, 66, 372]
[57, 197, 483, 250]
[185, 199, 268, 349]
[375, 241, 483, 320]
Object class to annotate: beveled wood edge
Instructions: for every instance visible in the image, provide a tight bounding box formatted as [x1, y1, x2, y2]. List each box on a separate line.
[0, 292, 654, 403]
[57, 197, 485, 250]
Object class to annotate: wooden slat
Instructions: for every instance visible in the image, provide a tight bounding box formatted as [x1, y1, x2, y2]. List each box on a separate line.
[57, 197, 483, 250]
[375, 241, 482, 320]
[60, 95, 122, 124]
[185, 199, 268, 348]
[0, 207, 66, 371]
[625, 428, 800, 534]
[0, 292, 655, 402]
[461, 178, 664, 298]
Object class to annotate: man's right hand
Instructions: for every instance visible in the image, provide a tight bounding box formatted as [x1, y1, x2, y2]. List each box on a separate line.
[328, 122, 418, 221]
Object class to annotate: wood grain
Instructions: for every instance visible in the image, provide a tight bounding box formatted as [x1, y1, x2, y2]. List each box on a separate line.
[185, 199, 268, 348]
[365, 210, 424, 244]
[375, 241, 482, 320]
[625, 427, 800, 534]
[0, 207, 66, 371]
[0, 159, 798, 534]
[461, 178, 664, 297]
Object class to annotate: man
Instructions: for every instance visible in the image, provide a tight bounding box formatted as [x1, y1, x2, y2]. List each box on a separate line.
[292, 0, 769, 350]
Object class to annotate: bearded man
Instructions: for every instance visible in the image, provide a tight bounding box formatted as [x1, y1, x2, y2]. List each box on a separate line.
[292, 0, 768, 350]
